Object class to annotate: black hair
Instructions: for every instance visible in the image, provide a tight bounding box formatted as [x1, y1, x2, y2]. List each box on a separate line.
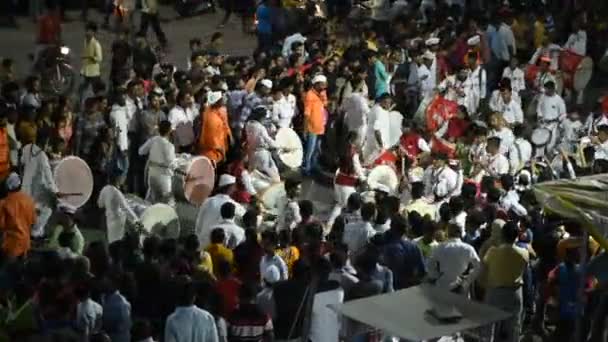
[220, 202, 236, 219]
[242, 209, 259, 229]
[159, 120, 172, 136]
[261, 230, 279, 246]
[299, 200, 314, 218]
[411, 181, 425, 199]
[501, 220, 519, 243]
[346, 192, 362, 211]
[390, 214, 408, 236]
[361, 202, 376, 221]
[210, 228, 226, 244]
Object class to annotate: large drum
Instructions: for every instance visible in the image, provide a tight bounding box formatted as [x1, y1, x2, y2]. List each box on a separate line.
[259, 182, 287, 216]
[140, 203, 181, 239]
[125, 194, 149, 217]
[275, 127, 304, 169]
[531, 127, 552, 148]
[525, 65, 564, 94]
[559, 50, 593, 91]
[173, 154, 215, 206]
[367, 164, 399, 195]
[53, 156, 94, 208]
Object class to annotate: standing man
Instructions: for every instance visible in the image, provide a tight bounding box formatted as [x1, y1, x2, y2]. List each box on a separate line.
[0, 173, 36, 261]
[536, 81, 566, 154]
[465, 51, 487, 116]
[169, 92, 197, 153]
[302, 75, 328, 175]
[138, 120, 176, 205]
[363, 93, 392, 164]
[110, 87, 131, 181]
[199, 91, 232, 165]
[80, 22, 103, 102]
[139, 0, 168, 47]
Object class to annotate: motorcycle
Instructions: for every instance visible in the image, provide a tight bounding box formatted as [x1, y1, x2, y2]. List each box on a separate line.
[175, 0, 214, 17]
[33, 45, 76, 97]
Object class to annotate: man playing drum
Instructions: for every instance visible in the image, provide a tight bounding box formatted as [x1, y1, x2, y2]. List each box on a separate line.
[363, 93, 393, 164]
[536, 81, 566, 154]
[245, 106, 281, 190]
[422, 152, 459, 201]
[138, 120, 176, 206]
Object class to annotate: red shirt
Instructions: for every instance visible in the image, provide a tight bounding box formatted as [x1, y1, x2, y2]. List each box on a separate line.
[38, 13, 61, 45]
[400, 132, 423, 159]
[446, 118, 470, 140]
[215, 276, 242, 317]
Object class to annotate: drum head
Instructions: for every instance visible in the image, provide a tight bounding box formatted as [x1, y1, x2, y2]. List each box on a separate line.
[141, 203, 181, 239]
[276, 128, 303, 169]
[573, 57, 593, 91]
[183, 156, 215, 206]
[260, 182, 286, 216]
[53, 156, 93, 208]
[531, 128, 551, 146]
[367, 165, 399, 194]
[125, 194, 149, 218]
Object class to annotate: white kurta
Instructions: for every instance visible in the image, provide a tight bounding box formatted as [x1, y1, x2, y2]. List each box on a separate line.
[490, 127, 515, 155]
[138, 135, 176, 205]
[272, 96, 296, 129]
[97, 185, 138, 244]
[245, 120, 280, 182]
[489, 91, 523, 125]
[110, 104, 130, 152]
[195, 194, 246, 247]
[342, 92, 370, 145]
[508, 138, 532, 174]
[564, 30, 587, 56]
[21, 144, 58, 237]
[363, 104, 391, 163]
[465, 66, 487, 115]
[537, 93, 567, 153]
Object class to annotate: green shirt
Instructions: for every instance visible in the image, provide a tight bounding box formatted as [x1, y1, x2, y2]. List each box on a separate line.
[47, 224, 85, 255]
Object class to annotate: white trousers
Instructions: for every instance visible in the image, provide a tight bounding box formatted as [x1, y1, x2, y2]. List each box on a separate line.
[106, 214, 127, 244]
[146, 167, 174, 206]
[328, 183, 357, 227]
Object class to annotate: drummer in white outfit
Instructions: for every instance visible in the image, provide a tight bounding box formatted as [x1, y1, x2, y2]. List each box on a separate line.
[418, 51, 435, 101]
[363, 93, 392, 164]
[271, 85, 296, 129]
[489, 80, 523, 125]
[97, 174, 139, 244]
[245, 106, 281, 188]
[481, 137, 510, 178]
[138, 120, 176, 205]
[508, 124, 532, 175]
[536, 81, 567, 154]
[464, 51, 487, 116]
[342, 91, 370, 148]
[558, 111, 584, 155]
[20, 132, 61, 238]
[489, 113, 514, 155]
[195, 174, 246, 247]
[423, 153, 459, 201]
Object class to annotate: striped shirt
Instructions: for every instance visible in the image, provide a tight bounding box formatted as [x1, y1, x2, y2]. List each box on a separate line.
[227, 304, 273, 342]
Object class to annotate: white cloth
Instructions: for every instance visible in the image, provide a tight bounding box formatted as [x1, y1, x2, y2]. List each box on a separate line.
[418, 64, 435, 100]
[168, 105, 197, 147]
[309, 288, 344, 342]
[558, 118, 584, 154]
[465, 65, 487, 115]
[534, 71, 557, 92]
[260, 254, 289, 281]
[537, 93, 566, 122]
[97, 185, 138, 244]
[370, 0, 390, 21]
[585, 114, 608, 136]
[282, 33, 307, 58]
[501, 67, 526, 93]
[272, 95, 295, 128]
[343, 220, 376, 255]
[508, 138, 532, 174]
[484, 153, 510, 177]
[427, 238, 481, 292]
[490, 127, 515, 154]
[342, 92, 370, 135]
[594, 140, 608, 162]
[423, 165, 459, 199]
[499, 189, 528, 217]
[245, 121, 280, 181]
[164, 305, 219, 342]
[449, 211, 467, 238]
[489, 91, 523, 125]
[126, 96, 143, 133]
[138, 136, 176, 204]
[76, 298, 103, 340]
[564, 30, 587, 56]
[211, 218, 245, 249]
[21, 92, 41, 109]
[363, 104, 391, 163]
[110, 104, 131, 152]
[276, 198, 301, 231]
[195, 194, 246, 247]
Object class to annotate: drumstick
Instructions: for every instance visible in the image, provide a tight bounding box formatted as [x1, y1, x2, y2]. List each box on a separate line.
[58, 192, 84, 197]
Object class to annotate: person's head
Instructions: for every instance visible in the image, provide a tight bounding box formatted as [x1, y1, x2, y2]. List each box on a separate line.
[220, 202, 236, 221]
[131, 320, 154, 342]
[446, 223, 462, 239]
[500, 174, 515, 191]
[158, 120, 172, 137]
[361, 202, 376, 222]
[389, 214, 408, 237]
[261, 230, 279, 254]
[250, 106, 268, 122]
[346, 192, 362, 212]
[85, 22, 98, 40]
[486, 136, 501, 155]
[411, 181, 424, 200]
[285, 177, 302, 199]
[311, 74, 327, 92]
[142, 235, 161, 260]
[512, 124, 526, 139]
[449, 196, 464, 215]
[242, 210, 259, 230]
[501, 220, 519, 244]
[432, 152, 448, 168]
[598, 125, 608, 142]
[544, 81, 556, 96]
[376, 93, 392, 110]
[175, 275, 197, 306]
[217, 174, 237, 194]
[25, 75, 41, 93]
[499, 82, 512, 102]
[299, 200, 314, 219]
[114, 86, 127, 106]
[210, 228, 226, 245]
[467, 51, 477, 69]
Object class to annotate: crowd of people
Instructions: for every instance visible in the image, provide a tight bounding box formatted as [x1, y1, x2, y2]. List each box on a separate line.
[1, 0, 608, 341]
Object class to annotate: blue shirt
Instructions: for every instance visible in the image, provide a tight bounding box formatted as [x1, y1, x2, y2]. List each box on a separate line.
[102, 291, 132, 342]
[256, 5, 272, 34]
[373, 60, 389, 99]
[382, 234, 426, 290]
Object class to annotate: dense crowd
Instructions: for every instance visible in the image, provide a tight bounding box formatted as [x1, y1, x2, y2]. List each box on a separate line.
[1, 0, 608, 341]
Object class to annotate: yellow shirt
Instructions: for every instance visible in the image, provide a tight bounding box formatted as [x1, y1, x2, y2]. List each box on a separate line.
[205, 243, 234, 273]
[533, 21, 547, 49]
[483, 244, 529, 288]
[81, 37, 103, 77]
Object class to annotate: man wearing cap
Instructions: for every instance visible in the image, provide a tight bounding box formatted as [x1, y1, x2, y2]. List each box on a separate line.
[245, 106, 281, 188]
[138, 120, 176, 205]
[199, 91, 232, 165]
[168, 91, 197, 153]
[536, 81, 566, 154]
[419, 51, 436, 100]
[0, 173, 36, 260]
[195, 174, 246, 246]
[363, 93, 392, 164]
[302, 74, 328, 175]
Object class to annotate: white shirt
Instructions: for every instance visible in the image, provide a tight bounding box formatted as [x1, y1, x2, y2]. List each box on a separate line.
[489, 91, 523, 125]
[138, 136, 176, 176]
[529, 44, 561, 71]
[499, 189, 528, 217]
[490, 127, 514, 154]
[168, 105, 197, 144]
[485, 153, 510, 177]
[195, 194, 246, 247]
[260, 254, 289, 281]
[585, 114, 608, 136]
[465, 66, 487, 114]
[594, 140, 608, 161]
[20, 144, 58, 205]
[342, 220, 376, 255]
[272, 95, 295, 128]
[110, 104, 130, 152]
[418, 64, 434, 99]
[342, 92, 370, 131]
[245, 120, 277, 151]
[449, 211, 467, 238]
[212, 218, 245, 249]
[502, 67, 526, 93]
[508, 138, 532, 174]
[309, 288, 344, 342]
[97, 185, 139, 243]
[564, 30, 587, 56]
[164, 305, 219, 342]
[559, 118, 583, 143]
[424, 165, 458, 199]
[76, 298, 103, 339]
[126, 96, 143, 133]
[537, 93, 566, 122]
[277, 198, 301, 231]
[427, 238, 481, 291]
[371, 104, 391, 149]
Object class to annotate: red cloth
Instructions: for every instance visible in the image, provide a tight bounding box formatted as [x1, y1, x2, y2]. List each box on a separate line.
[373, 150, 398, 167]
[426, 96, 459, 133]
[227, 161, 252, 204]
[215, 277, 242, 317]
[446, 118, 470, 140]
[400, 133, 423, 159]
[37, 13, 61, 45]
[431, 136, 456, 158]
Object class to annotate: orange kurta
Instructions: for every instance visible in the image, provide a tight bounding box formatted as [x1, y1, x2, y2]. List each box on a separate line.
[0, 128, 10, 181]
[303, 89, 328, 135]
[199, 106, 232, 164]
[0, 191, 36, 258]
